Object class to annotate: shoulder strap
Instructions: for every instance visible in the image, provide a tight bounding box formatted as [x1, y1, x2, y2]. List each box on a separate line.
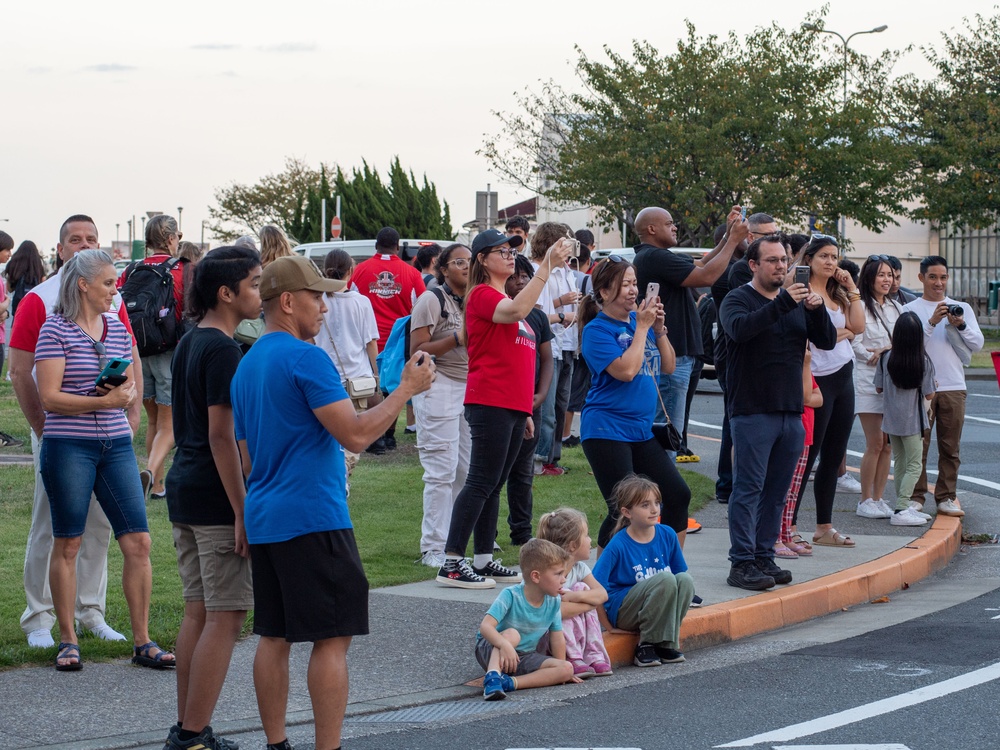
[431, 286, 448, 319]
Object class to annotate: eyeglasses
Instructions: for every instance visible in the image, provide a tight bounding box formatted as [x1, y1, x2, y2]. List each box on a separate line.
[490, 247, 518, 260]
[754, 257, 788, 266]
[447, 258, 470, 268]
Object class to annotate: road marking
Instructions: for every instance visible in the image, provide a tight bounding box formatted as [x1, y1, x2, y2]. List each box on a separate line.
[690, 420, 722, 431]
[715, 661, 1000, 747]
[965, 415, 1000, 425]
[774, 745, 912, 749]
[970, 393, 1000, 399]
[985, 607, 1000, 620]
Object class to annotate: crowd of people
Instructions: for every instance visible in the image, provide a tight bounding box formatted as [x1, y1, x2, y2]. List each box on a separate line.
[0, 207, 986, 750]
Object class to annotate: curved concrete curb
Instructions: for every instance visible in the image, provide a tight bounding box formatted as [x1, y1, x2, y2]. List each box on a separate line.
[603, 515, 963, 665]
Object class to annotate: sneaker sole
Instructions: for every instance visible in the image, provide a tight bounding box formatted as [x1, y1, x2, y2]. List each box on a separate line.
[435, 575, 496, 589]
[890, 518, 928, 526]
[937, 509, 966, 517]
[658, 655, 686, 664]
[726, 575, 775, 591]
[485, 575, 523, 584]
[484, 689, 507, 701]
[856, 510, 892, 519]
[633, 658, 662, 668]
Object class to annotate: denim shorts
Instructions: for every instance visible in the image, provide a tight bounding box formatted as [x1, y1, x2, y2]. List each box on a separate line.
[142, 350, 174, 405]
[40, 437, 149, 538]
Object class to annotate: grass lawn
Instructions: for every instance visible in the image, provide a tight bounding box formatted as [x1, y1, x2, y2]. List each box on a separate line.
[0, 366, 713, 668]
[969, 325, 1000, 370]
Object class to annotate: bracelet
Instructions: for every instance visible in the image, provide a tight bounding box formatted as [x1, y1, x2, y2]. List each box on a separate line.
[453, 332, 460, 346]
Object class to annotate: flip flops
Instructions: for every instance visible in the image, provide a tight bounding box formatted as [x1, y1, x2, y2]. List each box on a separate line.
[812, 528, 855, 548]
[774, 543, 799, 560]
[789, 533, 813, 553]
[784, 539, 813, 557]
[55, 642, 82, 672]
[132, 641, 176, 669]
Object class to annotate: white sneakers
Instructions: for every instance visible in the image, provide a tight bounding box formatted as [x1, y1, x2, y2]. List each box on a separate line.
[936, 499, 965, 517]
[891, 508, 929, 526]
[908, 501, 932, 520]
[88, 623, 127, 641]
[27, 628, 55, 649]
[417, 550, 446, 568]
[857, 498, 892, 519]
[837, 473, 863, 494]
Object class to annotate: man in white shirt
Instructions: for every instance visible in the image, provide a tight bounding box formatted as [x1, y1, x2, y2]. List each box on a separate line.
[903, 256, 984, 517]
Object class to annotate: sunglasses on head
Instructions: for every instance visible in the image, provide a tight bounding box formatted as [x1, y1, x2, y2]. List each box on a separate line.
[810, 233, 838, 244]
[606, 254, 628, 263]
[867, 254, 890, 263]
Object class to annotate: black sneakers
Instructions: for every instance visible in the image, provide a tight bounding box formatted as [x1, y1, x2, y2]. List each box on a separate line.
[654, 645, 686, 663]
[0, 431, 23, 448]
[473, 559, 522, 584]
[633, 642, 661, 667]
[727, 560, 775, 591]
[164, 725, 239, 750]
[754, 557, 792, 585]
[436, 559, 496, 589]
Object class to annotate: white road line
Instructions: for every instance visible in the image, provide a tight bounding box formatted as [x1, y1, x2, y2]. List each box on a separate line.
[690, 419, 722, 431]
[774, 745, 912, 749]
[970, 393, 1000, 399]
[966, 415, 1000, 425]
[716, 661, 1000, 747]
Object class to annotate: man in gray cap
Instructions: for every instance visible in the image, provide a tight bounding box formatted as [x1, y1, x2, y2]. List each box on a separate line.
[230, 255, 434, 750]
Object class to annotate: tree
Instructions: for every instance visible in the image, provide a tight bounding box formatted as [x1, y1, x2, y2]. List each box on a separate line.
[210, 157, 453, 243]
[481, 15, 913, 247]
[902, 12, 1000, 229]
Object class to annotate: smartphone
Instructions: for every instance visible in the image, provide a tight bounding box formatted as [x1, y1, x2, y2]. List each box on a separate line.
[645, 282, 660, 301]
[740, 206, 747, 221]
[794, 266, 810, 287]
[569, 238, 581, 258]
[95, 357, 131, 388]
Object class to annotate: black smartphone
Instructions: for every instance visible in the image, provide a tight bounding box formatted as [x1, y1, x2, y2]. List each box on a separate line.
[794, 266, 810, 286]
[95, 357, 131, 388]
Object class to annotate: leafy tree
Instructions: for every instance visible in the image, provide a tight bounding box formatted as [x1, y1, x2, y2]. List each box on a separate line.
[901, 12, 1000, 229]
[210, 157, 453, 243]
[481, 15, 913, 247]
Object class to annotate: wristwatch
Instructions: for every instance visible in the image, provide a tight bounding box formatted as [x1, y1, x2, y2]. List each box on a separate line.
[558, 312, 566, 324]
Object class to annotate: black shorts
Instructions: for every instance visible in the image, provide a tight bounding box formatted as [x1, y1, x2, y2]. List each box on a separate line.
[250, 529, 369, 642]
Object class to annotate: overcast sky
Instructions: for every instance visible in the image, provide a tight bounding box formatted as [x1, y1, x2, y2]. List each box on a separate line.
[1, 0, 990, 250]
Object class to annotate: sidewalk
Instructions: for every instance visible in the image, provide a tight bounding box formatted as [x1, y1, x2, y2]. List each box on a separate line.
[0, 485, 973, 750]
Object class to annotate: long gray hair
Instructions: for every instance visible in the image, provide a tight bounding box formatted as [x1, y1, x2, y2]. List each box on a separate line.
[56, 249, 115, 320]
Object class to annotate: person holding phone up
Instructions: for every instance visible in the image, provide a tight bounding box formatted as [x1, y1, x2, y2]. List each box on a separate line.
[33, 249, 173, 672]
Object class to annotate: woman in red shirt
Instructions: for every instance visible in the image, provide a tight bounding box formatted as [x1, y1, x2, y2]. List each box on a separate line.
[436, 229, 572, 589]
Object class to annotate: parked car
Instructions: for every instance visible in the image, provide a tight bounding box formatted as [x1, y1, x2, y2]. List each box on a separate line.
[293, 238, 451, 265]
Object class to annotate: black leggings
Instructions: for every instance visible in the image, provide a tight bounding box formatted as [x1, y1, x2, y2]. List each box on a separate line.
[583, 437, 691, 548]
[794, 361, 855, 526]
[445, 404, 527, 557]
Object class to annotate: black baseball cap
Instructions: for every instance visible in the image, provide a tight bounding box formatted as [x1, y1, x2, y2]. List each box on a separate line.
[471, 228, 523, 257]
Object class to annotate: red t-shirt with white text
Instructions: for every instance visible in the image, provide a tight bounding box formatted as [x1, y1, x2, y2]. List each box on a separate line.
[463, 285, 536, 415]
[352, 254, 426, 352]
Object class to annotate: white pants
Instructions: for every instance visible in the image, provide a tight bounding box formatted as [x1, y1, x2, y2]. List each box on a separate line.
[20, 432, 112, 634]
[412, 374, 471, 554]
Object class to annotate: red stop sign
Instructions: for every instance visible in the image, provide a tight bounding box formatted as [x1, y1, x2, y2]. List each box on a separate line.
[330, 215, 342, 239]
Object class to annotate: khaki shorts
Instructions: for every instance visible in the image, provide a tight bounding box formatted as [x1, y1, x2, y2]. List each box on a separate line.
[173, 523, 254, 611]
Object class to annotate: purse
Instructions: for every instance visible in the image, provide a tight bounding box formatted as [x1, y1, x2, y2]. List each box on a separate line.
[322, 318, 378, 402]
[651, 362, 683, 451]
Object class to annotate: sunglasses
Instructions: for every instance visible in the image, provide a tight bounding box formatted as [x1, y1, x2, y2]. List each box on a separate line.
[91, 339, 108, 370]
[867, 254, 890, 262]
[810, 233, 839, 244]
[606, 254, 628, 263]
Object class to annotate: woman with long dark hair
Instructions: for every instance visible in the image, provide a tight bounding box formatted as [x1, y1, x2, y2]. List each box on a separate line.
[852, 256, 903, 520]
[436, 229, 572, 589]
[577, 256, 688, 553]
[791, 235, 865, 548]
[4, 240, 46, 319]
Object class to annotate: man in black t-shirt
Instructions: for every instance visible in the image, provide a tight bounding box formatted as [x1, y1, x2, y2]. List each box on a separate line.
[161, 246, 262, 750]
[633, 206, 748, 460]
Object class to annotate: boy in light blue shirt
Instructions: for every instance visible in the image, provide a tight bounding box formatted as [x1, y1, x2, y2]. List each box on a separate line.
[476, 539, 579, 700]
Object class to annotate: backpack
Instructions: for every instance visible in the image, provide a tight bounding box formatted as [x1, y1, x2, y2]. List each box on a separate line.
[376, 287, 447, 393]
[120, 257, 186, 357]
[11, 276, 39, 318]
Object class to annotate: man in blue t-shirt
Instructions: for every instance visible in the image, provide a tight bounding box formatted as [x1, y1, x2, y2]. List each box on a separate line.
[230, 255, 434, 750]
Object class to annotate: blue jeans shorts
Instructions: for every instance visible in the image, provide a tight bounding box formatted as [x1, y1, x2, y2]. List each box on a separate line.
[40, 436, 149, 538]
[142, 350, 174, 405]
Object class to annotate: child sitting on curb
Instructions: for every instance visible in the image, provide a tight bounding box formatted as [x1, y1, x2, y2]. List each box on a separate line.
[476, 539, 579, 700]
[593, 474, 695, 667]
[537, 508, 613, 677]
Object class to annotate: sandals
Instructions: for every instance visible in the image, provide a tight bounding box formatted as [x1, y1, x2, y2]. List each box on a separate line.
[784, 539, 813, 557]
[789, 533, 813, 553]
[55, 642, 82, 672]
[774, 543, 799, 560]
[132, 641, 176, 669]
[812, 528, 856, 548]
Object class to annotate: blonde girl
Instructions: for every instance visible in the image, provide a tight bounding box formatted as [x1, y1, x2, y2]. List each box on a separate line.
[592, 475, 694, 668]
[537, 508, 612, 677]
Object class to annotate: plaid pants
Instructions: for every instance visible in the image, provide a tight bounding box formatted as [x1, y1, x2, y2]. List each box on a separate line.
[780, 447, 810, 543]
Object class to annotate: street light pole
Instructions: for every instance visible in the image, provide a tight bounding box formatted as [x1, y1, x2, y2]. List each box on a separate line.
[201, 219, 208, 249]
[177, 207, 183, 233]
[801, 22, 887, 243]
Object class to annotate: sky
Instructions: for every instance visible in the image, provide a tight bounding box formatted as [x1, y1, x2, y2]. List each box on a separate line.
[0, 0, 991, 251]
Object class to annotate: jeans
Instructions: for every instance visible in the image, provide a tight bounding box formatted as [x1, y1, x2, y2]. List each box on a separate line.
[535, 356, 560, 463]
[728, 413, 804, 563]
[715, 362, 733, 500]
[412, 374, 471, 555]
[582, 437, 691, 548]
[550, 354, 575, 462]
[681, 359, 704, 451]
[445, 405, 527, 557]
[655, 355, 694, 462]
[506, 405, 541, 544]
[40, 436, 149, 538]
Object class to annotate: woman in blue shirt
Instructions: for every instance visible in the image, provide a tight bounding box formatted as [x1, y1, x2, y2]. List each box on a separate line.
[578, 256, 690, 552]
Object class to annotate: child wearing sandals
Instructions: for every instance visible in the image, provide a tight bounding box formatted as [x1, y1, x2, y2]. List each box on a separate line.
[477, 538, 578, 701]
[874, 311, 936, 527]
[537, 508, 613, 678]
[592, 474, 694, 668]
[775, 349, 824, 559]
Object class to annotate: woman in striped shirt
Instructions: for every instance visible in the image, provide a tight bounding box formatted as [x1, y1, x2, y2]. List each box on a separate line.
[35, 249, 174, 672]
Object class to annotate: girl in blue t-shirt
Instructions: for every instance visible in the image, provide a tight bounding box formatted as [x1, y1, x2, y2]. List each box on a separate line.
[592, 475, 695, 668]
[577, 256, 690, 552]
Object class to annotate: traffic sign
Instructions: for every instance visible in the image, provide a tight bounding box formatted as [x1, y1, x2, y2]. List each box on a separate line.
[330, 215, 342, 239]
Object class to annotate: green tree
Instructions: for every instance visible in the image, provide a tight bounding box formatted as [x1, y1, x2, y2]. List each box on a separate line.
[210, 157, 453, 243]
[901, 12, 1000, 229]
[481, 15, 912, 247]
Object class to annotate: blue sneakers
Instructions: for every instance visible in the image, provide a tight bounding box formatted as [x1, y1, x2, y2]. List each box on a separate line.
[483, 670, 516, 701]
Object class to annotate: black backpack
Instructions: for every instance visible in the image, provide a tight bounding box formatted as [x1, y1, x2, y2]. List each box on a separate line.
[120, 257, 186, 357]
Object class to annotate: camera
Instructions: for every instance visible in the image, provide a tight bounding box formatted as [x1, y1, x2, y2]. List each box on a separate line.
[947, 304, 964, 317]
